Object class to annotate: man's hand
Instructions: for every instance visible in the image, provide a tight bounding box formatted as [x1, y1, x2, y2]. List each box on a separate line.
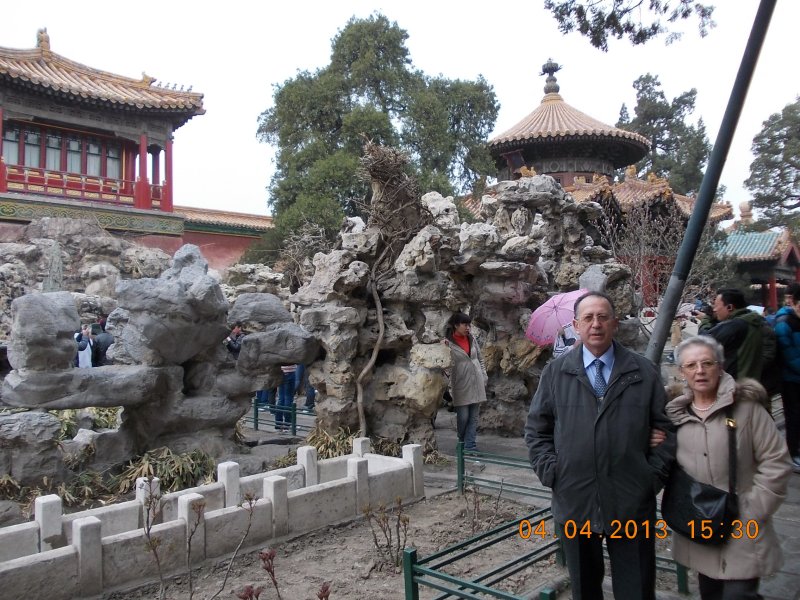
[649, 428, 666, 448]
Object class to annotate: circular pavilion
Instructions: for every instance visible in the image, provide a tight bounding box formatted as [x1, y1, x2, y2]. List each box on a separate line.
[488, 59, 650, 186]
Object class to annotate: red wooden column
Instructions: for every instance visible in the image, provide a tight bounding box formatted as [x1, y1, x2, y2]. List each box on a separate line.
[151, 148, 160, 192]
[134, 133, 151, 209]
[162, 137, 173, 212]
[0, 106, 6, 192]
[768, 274, 778, 310]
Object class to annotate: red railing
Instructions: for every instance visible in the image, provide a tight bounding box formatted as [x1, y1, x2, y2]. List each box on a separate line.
[2, 164, 163, 208]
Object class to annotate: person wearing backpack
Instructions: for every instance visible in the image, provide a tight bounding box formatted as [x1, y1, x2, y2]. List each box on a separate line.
[698, 289, 766, 380]
[773, 284, 800, 473]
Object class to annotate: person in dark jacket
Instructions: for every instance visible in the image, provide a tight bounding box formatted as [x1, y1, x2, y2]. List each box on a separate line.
[525, 291, 675, 600]
[223, 322, 244, 359]
[698, 288, 765, 381]
[774, 284, 800, 473]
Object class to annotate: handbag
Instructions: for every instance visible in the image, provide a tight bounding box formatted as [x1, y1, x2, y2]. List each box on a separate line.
[661, 405, 738, 546]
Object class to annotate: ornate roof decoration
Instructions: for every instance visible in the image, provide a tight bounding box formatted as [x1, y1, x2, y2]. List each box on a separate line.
[568, 170, 733, 223]
[0, 29, 205, 127]
[174, 205, 274, 233]
[488, 60, 650, 168]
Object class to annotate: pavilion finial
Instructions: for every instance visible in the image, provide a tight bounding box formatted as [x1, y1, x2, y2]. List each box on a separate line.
[540, 58, 561, 94]
[36, 28, 51, 58]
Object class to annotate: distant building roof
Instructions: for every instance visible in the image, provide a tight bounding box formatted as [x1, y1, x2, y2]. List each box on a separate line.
[719, 230, 786, 262]
[0, 29, 204, 127]
[174, 205, 273, 234]
[569, 169, 733, 222]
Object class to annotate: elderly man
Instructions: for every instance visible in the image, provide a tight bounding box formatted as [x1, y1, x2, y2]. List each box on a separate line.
[525, 291, 675, 600]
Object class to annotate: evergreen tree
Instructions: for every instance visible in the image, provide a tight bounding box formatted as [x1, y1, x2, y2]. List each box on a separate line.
[618, 74, 711, 195]
[744, 97, 800, 228]
[258, 13, 499, 219]
[544, 0, 715, 51]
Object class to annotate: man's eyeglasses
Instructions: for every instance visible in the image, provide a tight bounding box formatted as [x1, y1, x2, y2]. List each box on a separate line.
[680, 359, 718, 372]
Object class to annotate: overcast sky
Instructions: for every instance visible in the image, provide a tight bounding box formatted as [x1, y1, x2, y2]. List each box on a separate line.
[3, 1, 797, 217]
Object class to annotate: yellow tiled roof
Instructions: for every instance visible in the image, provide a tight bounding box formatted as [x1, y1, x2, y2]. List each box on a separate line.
[174, 206, 274, 232]
[568, 172, 733, 223]
[489, 92, 650, 150]
[0, 30, 204, 125]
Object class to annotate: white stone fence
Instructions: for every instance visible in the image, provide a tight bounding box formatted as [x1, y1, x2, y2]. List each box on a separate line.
[0, 438, 424, 600]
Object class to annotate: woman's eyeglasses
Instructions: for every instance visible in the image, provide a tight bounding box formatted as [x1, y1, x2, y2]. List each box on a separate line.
[680, 359, 718, 372]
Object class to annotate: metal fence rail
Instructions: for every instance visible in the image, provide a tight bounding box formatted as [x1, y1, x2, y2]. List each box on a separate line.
[404, 506, 561, 600]
[402, 443, 690, 598]
[240, 398, 317, 436]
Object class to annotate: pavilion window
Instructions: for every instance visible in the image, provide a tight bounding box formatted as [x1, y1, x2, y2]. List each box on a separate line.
[2, 125, 19, 165]
[66, 136, 81, 173]
[86, 138, 101, 176]
[106, 144, 120, 179]
[24, 128, 41, 168]
[46, 131, 62, 171]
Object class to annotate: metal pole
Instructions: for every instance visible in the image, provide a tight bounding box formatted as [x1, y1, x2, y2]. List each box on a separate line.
[403, 548, 419, 600]
[645, 0, 778, 364]
[456, 441, 465, 494]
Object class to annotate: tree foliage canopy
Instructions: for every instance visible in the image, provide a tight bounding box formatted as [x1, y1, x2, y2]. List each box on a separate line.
[618, 74, 711, 195]
[545, 0, 715, 51]
[258, 13, 499, 218]
[744, 97, 800, 227]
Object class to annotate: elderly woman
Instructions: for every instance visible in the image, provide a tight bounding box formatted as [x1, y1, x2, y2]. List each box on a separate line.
[443, 312, 488, 453]
[667, 336, 791, 599]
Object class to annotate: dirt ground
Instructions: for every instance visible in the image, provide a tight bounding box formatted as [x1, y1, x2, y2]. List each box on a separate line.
[106, 490, 567, 600]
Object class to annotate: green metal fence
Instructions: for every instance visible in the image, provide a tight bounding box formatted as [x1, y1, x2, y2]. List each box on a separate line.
[402, 443, 689, 599]
[404, 506, 562, 600]
[240, 398, 317, 436]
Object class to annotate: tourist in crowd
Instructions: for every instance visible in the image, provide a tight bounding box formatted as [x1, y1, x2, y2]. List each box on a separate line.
[223, 322, 244, 359]
[773, 284, 800, 473]
[275, 364, 297, 431]
[92, 323, 114, 366]
[295, 363, 316, 411]
[526, 291, 675, 600]
[74, 324, 96, 368]
[443, 312, 487, 454]
[667, 336, 790, 598]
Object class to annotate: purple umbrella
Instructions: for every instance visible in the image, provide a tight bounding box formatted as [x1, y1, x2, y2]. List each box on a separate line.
[526, 288, 589, 346]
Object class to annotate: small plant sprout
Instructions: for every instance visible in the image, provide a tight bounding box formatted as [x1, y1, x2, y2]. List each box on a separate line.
[259, 547, 283, 600]
[234, 584, 264, 599]
[138, 477, 166, 600]
[363, 496, 410, 568]
[185, 498, 205, 600]
[317, 581, 332, 599]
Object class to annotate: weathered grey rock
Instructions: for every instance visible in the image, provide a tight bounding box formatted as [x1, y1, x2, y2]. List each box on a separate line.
[409, 343, 452, 370]
[421, 192, 460, 230]
[340, 228, 380, 258]
[227, 293, 292, 327]
[499, 236, 542, 263]
[236, 325, 319, 376]
[7, 291, 80, 371]
[1, 366, 184, 409]
[111, 267, 229, 365]
[358, 312, 413, 352]
[290, 251, 369, 304]
[453, 222, 500, 273]
[0, 500, 24, 527]
[0, 411, 67, 486]
[394, 226, 444, 278]
[578, 262, 634, 316]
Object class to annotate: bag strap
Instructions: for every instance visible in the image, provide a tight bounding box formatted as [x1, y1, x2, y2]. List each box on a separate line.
[725, 404, 737, 494]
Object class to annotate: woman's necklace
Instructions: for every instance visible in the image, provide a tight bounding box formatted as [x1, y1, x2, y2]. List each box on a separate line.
[691, 398, 717, 412]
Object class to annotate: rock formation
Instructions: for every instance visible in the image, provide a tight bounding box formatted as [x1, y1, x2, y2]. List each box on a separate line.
[0, 245, 317, 486]
[291, 169, 634, 449]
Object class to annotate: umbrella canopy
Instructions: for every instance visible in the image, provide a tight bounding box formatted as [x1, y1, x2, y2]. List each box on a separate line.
[526, 288, 589, 346]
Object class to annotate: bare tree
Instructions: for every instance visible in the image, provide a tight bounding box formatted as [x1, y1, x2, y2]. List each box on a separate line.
[593, 199, 734, 327]
[352, 141, 433, 436]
